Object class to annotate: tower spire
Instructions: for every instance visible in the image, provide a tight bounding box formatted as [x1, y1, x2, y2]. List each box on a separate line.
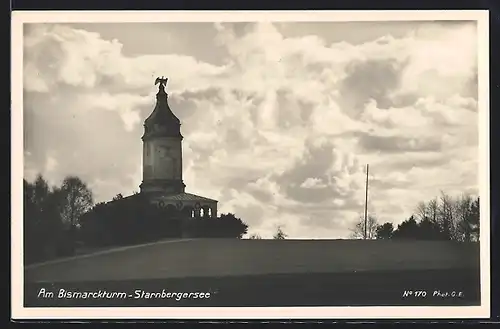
[142, 76, 182, 140]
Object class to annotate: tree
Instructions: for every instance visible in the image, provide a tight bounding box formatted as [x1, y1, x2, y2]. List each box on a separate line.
[23, 175, 81, 263]
[59, 176, 94, 228]
[24, 177, 52, 264]
[113, 193, 124, 201]
[32, 174, 50, 211]
[359, 192, 480, 242]
[470, 197, 480, 241]
[54, 176, 94, 255]
[415, 201, 429, 223]
[417, 216, 444, 240]
[427, 198, 439, 223]
[437, 191, 455, 240]
[184, 213, 249, 239]
[217, 213, 249, 239]
[392, 215, 420, 239]
[273, 225, 287, 240]
[350, 215, 378, 239]
[248, 233, 262, 239]
[453, 194, 473, 242]
[376, 222, 394, 239]
[453, 195, 480, 242]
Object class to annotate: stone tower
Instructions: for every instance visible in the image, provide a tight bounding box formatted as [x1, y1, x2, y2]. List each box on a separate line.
[140, 77, 186, 194]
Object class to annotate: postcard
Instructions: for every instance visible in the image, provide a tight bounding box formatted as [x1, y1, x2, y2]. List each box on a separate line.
[11, 10, 490, 320]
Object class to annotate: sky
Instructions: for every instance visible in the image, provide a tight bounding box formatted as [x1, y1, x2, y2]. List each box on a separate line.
[22, 20, 480, 239]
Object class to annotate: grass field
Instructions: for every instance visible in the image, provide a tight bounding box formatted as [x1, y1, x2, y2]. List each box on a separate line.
[23, 239, 481, 307]
[25, 238, 479, 282]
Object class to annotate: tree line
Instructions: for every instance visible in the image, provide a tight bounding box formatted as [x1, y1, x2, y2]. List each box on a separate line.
[80, 197, 249, 247]
[23, 174, 479, 265]
[23, 174, 249, 265]
[351, 192, 480, 242]
[79, 196, 249, 247]
[23, 175, 93, 264]
[248, 225, 287, 240]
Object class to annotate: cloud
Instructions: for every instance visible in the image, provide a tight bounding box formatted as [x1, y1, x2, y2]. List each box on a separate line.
[22, 21, 479, 238]
[357, 133, 443, 153]
[300, 178, 327, 189]
[338, 58, 408, 115]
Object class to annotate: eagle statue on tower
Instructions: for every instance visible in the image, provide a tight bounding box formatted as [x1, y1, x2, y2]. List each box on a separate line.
[155, 76, 168, 88]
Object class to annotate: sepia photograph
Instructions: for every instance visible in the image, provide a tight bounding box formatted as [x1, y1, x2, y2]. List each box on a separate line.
[12, 10, 490, 319]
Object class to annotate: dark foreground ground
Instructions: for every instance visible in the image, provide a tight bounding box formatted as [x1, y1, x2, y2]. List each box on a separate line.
[24, 239, 481, 307]
[25, 268, 480, 307]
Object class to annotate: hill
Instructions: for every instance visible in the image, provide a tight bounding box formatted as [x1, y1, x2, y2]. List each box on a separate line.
[25, 238, 479, 282]
[23, 239, 480, 307]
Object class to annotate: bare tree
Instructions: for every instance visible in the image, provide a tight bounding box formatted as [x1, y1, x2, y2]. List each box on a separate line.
[438, 191, 455, 240]
[273, 225, 288, 240]
[415, 201, 429, 222]
[248, 233, 262, 240]
[453, 194, 480, 242]
[350, 214, 379, 240]
[427, 198, 439, 224]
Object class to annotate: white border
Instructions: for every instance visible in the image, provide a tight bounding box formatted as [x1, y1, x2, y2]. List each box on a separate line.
[11, 10, 491, 320]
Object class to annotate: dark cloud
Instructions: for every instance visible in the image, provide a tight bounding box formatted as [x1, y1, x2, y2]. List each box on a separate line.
[356, 132, 443, 153]
[167, 94, 204, 123]
[172, 87, 259, 130]
[248, 188, 275, 204]
[169, 87, 227, 141]
[229, 22, 257, 39]
[275, 140, 335, 187]
[389, 92, 420, 108]
[176, 87, 224, 105]
[66, 22, 229, 66]
[384, 155, 450, 172]
[271, 139, 360, 204]
[338, 58, 408, 117]
[304, 61, 329, 76]
[285, 182, 335, 204]
[224, 128, 253, 150]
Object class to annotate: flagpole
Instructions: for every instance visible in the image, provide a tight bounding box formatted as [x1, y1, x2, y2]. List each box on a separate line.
[364, 164, 369, 240]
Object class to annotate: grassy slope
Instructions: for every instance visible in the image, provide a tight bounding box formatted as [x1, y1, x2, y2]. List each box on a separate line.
[25, 239, 479, 282]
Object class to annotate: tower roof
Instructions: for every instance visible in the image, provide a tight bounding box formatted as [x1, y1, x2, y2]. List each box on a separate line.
[143, 77, 182, 139]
